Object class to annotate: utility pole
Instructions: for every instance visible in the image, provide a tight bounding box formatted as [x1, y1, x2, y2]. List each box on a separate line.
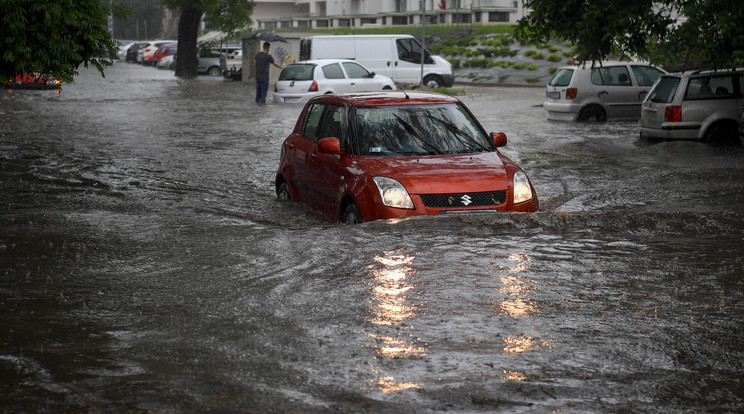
[420, 0, 426, 86]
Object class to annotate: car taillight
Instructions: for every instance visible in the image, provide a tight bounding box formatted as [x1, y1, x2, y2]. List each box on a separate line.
[566, 88, 578, 99]
[308, 81, 318, 92]
[274, 85, 278, 92]
[665, 106, 682, 122]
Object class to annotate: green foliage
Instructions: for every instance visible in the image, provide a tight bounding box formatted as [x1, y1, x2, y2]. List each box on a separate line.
[517, 0, 744, 69]
[549, 67, 558, 73]
[525, 77, 541, 84]
[0, 0, 129, 84]
[527, 64, 539, 70]
[531, 52, 544, 60]
[448, 58, 461, 68]
[547, 54, 562, 62]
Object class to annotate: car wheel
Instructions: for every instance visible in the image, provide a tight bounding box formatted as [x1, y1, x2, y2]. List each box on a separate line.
[382, 85, 393, 90]
[342, 203, 362, 224]
[578, 105, 607, 122]
[208, 66, 221, 77]
[277, 181, 291, 201]
[423, 75, 442, 89]
[704, 122, 739, 146]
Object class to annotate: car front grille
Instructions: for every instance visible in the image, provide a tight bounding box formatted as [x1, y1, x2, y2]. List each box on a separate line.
[420, 190, 507, 208]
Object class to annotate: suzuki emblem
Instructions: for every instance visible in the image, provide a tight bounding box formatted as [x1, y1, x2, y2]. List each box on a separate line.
[460, 194, 472, 206]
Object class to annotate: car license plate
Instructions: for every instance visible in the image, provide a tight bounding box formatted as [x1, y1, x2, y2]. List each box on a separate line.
[548, 91, 560, 99]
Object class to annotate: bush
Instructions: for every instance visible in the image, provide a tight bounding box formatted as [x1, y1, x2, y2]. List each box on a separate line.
[549, 66, 558, 73]
[527, 64, 539, 70]
[448, 58, 461, 68]
[525, 78, 541, 84]
[547, 54, 562, 62]
[531, 52, 545, 60]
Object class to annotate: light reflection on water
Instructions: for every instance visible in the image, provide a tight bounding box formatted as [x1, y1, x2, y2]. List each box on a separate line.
[364, 249, 426, 393]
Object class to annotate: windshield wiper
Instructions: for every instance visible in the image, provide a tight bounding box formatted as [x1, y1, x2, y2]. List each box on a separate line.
[427, 115, 491, 152]
[392, 114, 443, 155]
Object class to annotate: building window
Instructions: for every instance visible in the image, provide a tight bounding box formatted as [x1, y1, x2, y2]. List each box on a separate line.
[392, 16, 407, 25]
[316, 19, 329, 27]
[297, 20, 309, 28]
[396, 0, 406, 12]
[339, 18, 351, 27]
[488, 12, 509, 22]
[280, 21, 291, 28]
[475, 12, 481, 23]
[361, 17, 377, 25]
[452, 13, 470, 23]
[439, 14, 445, 23]
[382, 16, 386, 25]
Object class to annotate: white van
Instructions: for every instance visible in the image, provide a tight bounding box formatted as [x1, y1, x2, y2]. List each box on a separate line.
[299, 35, 454, 88]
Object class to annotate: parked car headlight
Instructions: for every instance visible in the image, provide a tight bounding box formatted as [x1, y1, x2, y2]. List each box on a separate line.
[373, 177, 414, 209]
[513, 170, 533, 204]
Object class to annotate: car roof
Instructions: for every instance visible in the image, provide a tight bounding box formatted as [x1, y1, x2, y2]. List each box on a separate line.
[293, 59, 367, 66]
[308, 92, 460, 107]
[662, 68, 744, 77]
[558, 61, 653, 70]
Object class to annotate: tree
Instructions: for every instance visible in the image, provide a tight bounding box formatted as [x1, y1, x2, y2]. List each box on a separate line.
[517, 0, 744, 71]
[0, 0, 129, 84]
[162, 0, 254, 79]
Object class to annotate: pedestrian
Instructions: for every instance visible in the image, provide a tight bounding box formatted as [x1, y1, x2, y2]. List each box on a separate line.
[254, 42, 285, 104]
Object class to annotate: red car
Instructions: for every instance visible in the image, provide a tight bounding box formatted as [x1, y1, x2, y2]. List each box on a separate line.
[6, 73, 60, 89]
[275, 92, 539, 223]
[150, 43, 177, 66]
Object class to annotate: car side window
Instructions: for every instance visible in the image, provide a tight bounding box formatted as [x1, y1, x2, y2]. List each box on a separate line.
[322, 63, 345, 79]
[318, 105, 346, 145]
[342, 62, 370, 79]
[685, 75, 736, 100]
[301, 103, 326, 142]
[631, 65, 665, 87]
[591, 66, 632, 86]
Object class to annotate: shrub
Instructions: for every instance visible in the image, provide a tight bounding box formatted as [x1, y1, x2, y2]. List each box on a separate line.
[531, 52, 544, 60]
[448, 58, 461, 68]
[549, 66, 558, 73]
[498, 75, 509, 83]
[547, 54, 562, 62]
[527, 64, 539, 70]
[525, 78, 541, 84]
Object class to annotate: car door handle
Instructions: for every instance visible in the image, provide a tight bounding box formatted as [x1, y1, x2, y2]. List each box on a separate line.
[598, 91, 609, 96]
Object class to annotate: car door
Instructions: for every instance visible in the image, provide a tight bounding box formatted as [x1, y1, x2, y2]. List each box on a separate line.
[307, 104, 348, 219]
[319, 63, 351, 94]
[591, 65, 642, 119]
[286, 103, 326, 207]
[341, 61, 379, 93]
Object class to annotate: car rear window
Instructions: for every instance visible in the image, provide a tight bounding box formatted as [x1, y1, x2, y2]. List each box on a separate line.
[591, 66, 632, 86]
[631, 65, 665, 86]
[279, 64, 314, 81]
[549, 69, 573, 86]
[647, 76, 680, 103]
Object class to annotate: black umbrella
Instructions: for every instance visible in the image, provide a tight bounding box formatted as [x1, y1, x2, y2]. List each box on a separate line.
[249, 32, 287, 43]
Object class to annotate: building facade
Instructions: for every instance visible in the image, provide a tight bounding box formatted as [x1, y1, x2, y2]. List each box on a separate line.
[253, 0, 526, 30]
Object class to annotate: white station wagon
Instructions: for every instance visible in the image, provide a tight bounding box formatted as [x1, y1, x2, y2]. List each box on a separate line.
[273, 59, 396, 104]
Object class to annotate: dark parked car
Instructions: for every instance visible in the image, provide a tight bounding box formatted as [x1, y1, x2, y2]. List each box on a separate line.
[275, 92, 539, 223]
[125, 42, 148, 63]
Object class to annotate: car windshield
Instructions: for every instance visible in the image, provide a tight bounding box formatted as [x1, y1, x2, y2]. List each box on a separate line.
[648, 76, 680, 103]
[279, 64, 314, 81]
[353, 103, 492, 156]
[549, 69, 574, 86]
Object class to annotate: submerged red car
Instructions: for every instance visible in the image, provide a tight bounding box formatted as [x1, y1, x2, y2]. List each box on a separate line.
[275, 92, 538, 223]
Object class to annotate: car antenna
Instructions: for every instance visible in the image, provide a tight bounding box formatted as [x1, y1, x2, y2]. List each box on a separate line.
[393, 80, 410, 99]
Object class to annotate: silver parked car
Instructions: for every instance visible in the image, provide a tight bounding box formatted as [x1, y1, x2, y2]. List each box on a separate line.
[639, 69, 744, 145]
[545, 61, 666, 121]
[273, 59, 396, 104]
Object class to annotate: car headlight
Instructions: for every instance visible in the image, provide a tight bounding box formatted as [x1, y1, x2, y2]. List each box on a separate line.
[373, 177, 414, 209]
[513, 170, 533, 204]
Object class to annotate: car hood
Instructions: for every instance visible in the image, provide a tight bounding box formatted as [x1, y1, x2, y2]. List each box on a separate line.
[353, 152, 509, 194]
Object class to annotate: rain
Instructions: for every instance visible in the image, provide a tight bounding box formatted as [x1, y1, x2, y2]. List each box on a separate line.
[1, 63, 743, 412]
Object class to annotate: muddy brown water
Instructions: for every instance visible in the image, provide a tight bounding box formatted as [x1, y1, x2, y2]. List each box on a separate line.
[1, 63, 743, 412]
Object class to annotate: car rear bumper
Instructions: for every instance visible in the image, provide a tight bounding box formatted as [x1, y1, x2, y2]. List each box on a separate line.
[544, 101, 581, 121]
[639, 124, 701, 140]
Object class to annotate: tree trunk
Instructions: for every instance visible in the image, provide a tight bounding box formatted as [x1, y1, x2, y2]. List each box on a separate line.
[174, 7, 203, 79]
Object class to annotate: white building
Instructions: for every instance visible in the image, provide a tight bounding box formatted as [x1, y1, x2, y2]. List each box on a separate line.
[253, 0, 526, 30]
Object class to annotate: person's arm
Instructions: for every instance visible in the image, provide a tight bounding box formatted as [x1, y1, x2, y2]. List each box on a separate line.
[273, 61, 285, 69]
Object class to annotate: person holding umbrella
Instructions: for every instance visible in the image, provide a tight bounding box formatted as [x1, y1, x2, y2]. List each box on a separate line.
[254, 42, 285, 104]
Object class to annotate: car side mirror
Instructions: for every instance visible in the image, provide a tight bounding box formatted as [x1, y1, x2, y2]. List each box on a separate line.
[491, 132, 507, 148]
[369, 72, 376, 78]
[318, 137, 342, 154]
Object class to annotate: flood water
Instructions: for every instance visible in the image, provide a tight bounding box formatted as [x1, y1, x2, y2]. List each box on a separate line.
[1, 63, 743, 413]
